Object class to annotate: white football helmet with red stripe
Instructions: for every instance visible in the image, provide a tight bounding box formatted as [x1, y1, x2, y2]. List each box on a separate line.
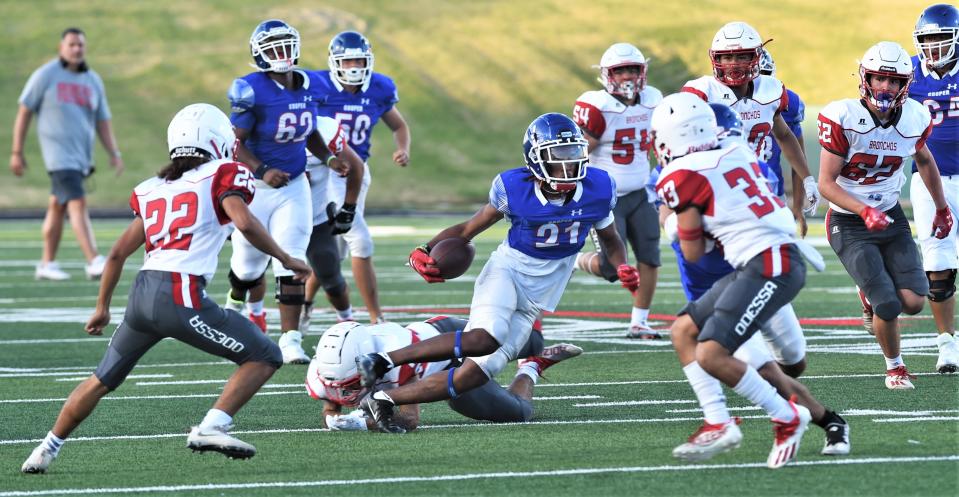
[858, 41, 913, 113]
[597, 42, 648, 100]
[651, 92, 718, 165]
[167, 103, 236, 161]
[710, 22, 764, 86]
[312, 322, 374, 407]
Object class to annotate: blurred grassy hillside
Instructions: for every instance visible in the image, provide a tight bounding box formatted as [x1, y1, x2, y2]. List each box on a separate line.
[0, 0, 929, 210]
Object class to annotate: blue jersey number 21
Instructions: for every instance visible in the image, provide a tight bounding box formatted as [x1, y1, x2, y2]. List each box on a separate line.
[535, 221, 581, 248]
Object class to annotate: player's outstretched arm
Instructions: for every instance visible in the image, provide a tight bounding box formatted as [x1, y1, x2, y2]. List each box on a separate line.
[774, 114, 818, 214]
[428, 204, 504, 246]
[85, 218, 146, 335]
[595, 223, 628, 267]
[222, 195, 312, 281]
[675, 208, 707, 263]
[382, 107, 411, 167]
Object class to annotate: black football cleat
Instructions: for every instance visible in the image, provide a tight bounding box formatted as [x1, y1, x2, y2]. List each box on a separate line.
[362, 396, 406, 434]
[356, 352, 392, 388]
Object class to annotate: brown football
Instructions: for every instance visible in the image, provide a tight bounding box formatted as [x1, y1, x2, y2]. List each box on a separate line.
[429, 237, 476, 279]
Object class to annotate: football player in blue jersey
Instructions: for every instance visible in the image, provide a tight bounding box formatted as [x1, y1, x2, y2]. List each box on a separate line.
[301, 31, 412, 325]
[349, 113, 639, 433]
[909, 3, 959, 373]
[653, 103, 849, 458]
[224, 20, 365, 364]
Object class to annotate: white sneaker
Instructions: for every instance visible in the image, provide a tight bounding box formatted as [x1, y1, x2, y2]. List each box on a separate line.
[187, 425, 255, 459]
[936, 340, 959, 374]
[885, 365, 916, 389]
[767, 398, 811, 469]
[672, 418, 742, 462]
[21, 445, 56, 473]
[821, 421, 851, 456]
[35, 262, 70, 281]
[84, 255, 106, 280]
[278, 330, 310, 364]
[625, 323, 662, 340]
[298, 302, 313, 333]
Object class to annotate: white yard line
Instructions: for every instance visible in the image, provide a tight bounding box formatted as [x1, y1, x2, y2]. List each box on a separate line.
[0, 456, 955, 496]
[872, 416, 959, 423]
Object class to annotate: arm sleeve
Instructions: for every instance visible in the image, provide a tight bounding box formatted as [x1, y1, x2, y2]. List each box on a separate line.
[489, 175, 510, 216]
[211, 162, 256, 224]
[228, 78, 257, 130]
[572, 100, 606, 138]
[92, 72, 112, 121]
[18, 65, 49, 112]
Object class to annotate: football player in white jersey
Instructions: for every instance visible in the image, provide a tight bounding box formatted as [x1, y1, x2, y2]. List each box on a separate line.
[306, 317, 581, 431]
[654, 92, 829, 469]
[818, 41, 953, 390]
[572, 43, 664, 339]
[681, 21, 820, 236]
[909, 3, 959, 373]
[21, 104, 312, 474]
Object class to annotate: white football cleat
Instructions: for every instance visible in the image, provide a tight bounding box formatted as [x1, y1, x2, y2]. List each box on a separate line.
[885, 366, 916, 389]
[767, 398, 811, 469]
[625, 323, 662, 340]
[187, 425, 256, 459]
[279, 330, 310, 364]
[21, 445, 56, 474]
[672, 418, 742, 462]
[821, 421, 851, 456]
[35, 262, 70, 281]
[936, 339, 959, 374]
[84, 255, 106, 280]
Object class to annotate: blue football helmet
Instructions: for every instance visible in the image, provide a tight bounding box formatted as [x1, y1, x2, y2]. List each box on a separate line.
[523, 113, 589, 192]
[759, 49, 776, 76]
[913, 4, 959, 69]
[328, 31, 374, 87]
[709, 103, 744, 141]
[250, 19, 300, 73]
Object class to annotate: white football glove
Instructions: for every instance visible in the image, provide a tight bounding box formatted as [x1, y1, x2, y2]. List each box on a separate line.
[802, 176, 820, 216]
[326, 413, 368, 431]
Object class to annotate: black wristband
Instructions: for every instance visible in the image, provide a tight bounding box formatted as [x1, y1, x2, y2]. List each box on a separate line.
[342, 202, 357, 212]
[253, 163, 271, 179]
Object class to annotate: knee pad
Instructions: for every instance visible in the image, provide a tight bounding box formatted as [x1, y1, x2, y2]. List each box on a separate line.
[928, 270, 957, 303]
[228, 269, 264, 291]
[275, 276, 305, 305]
[873, 298, 903, 322]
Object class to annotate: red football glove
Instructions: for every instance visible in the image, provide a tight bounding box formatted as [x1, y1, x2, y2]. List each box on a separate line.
[409, 244, 444, 283]
[617, 264, 640, 294]
[932, 207, 954, 240]
[859, 206, 893, 232]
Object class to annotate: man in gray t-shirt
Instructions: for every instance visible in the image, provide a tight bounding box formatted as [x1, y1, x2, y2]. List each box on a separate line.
[9, 27, 124, 281]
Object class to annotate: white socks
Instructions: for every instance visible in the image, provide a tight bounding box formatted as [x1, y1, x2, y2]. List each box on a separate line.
[198, 408, 233, 431]
[936, 332, 955, 350]
[683, 362, 730, 424]
[336, 306, 354, 321]
[884, 354, 905, 370]
[732, 366, 794, 421]
[246, 300, 264, 316]
[517, 362, 541, 384]
[631, 307, 649, 327]
[41, 431, 64, 456]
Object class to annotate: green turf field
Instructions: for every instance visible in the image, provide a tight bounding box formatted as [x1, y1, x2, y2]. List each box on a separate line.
[0, 217, 956, 496]
[0, 0, 933, 210]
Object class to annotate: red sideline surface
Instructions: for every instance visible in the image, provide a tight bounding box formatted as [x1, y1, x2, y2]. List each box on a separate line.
[382, 307, 866, 327]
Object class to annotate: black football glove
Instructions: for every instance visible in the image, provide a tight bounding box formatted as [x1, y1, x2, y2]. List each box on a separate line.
[328, 202, 356, 235]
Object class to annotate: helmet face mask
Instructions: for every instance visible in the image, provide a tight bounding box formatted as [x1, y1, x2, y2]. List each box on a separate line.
[858, 41, 914, 113]
[913, 3, 959, 70]
[523, 113, 589, 193]
[167, 103, 235, 161]
[250, 20, 300, 74]
[329, 31, 374, 87]
[320, 373, 367, 407]
[710, 22, 764, 86]
[598, 43, 648, 101]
